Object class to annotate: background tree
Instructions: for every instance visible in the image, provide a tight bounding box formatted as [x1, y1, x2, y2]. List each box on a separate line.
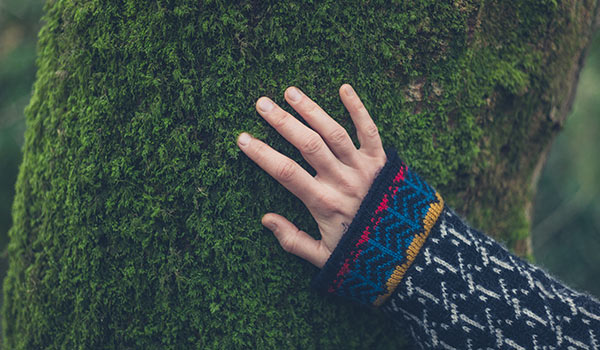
[2, 0, 599, 348]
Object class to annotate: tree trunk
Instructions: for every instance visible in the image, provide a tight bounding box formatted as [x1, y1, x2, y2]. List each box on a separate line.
[3, 0, 598, 348]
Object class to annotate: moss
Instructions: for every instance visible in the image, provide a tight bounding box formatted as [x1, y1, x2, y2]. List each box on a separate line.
[3, 0, 598, 349]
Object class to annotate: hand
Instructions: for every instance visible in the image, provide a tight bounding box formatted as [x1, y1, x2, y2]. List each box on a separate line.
[237, 84, 387, 268]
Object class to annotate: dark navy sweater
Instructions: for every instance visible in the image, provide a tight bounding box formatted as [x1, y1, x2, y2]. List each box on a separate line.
[311, 147, 600, 349]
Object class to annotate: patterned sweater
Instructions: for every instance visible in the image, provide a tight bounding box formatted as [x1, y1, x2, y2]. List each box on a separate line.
[311, 147, 600, 349]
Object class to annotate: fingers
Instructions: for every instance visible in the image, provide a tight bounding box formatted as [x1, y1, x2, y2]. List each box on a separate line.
[237, 132, 323, 207]
[255, 96, 342, 177]
[338, 84, 385, 158]
[261, 213, 330, 268]
[284, 86, 359, 165]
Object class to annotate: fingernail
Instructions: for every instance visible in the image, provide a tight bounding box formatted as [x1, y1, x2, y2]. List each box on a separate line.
[287, 87, 301, 102]
[344, 85, 353, 96]
[258, 98, 274, 112]
[238, 132, 251, 146]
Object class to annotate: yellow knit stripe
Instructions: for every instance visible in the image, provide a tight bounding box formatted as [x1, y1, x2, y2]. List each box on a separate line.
[373, 192, 444, 307]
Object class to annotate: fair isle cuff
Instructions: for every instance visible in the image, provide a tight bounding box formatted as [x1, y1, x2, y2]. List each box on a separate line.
[310, 147, 444, 307]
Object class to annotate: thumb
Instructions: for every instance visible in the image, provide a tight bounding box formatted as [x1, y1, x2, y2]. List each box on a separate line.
[261, 213, 329, 268]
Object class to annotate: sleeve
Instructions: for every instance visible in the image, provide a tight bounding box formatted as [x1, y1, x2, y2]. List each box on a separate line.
[310, 147, 600, 349]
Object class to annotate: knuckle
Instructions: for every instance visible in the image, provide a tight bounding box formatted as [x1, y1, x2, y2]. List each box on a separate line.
[328, 127, 349, 146]
[280, 233, 297, 253]
[339, 177, 359, 193]
[272, 112, 288, 128]
[277, 160, 297, 182]
[353, 101, 366, 112]
[307, 103, 320, 116]
[253, 142, 268, 159]
[364, 122, 380, 137]
[301, 134, 324, 155]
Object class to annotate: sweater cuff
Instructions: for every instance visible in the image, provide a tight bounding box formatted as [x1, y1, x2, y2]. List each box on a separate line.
[310, 147, 444, 307]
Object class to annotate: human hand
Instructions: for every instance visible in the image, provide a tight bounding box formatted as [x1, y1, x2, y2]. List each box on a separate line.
[237, 84, 387, 268]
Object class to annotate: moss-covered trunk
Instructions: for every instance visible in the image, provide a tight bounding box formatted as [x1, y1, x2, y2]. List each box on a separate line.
[3, 0, 598, 348]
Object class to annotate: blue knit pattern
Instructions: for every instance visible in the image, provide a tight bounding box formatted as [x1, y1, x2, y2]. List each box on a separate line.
[382, 207, 600, 349]
[311, 147, 443, 306]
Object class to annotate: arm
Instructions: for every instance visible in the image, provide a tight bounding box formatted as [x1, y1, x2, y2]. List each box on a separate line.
[237, 84, 600, 349]
[312, 146, 600, 349]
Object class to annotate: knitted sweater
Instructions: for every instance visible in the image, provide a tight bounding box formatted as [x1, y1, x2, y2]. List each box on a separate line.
[311, 147, 600, 349]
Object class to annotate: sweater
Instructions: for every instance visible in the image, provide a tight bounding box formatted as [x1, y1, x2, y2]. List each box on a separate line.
[311, 147, 600, 349]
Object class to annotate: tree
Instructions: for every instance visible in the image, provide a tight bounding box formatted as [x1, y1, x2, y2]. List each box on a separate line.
[3, 1, 598, 348]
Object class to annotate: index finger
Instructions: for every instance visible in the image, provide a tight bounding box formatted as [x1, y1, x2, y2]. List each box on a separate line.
[237, 132, 324, 208]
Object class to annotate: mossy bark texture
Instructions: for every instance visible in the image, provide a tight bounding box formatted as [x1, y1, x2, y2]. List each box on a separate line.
[3, 0, 598, 349]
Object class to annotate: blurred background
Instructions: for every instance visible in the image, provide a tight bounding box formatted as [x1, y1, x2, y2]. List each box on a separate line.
[531, 32, 600, 297]
[0, 0, 598, 313]
[0, 0, 42, 304]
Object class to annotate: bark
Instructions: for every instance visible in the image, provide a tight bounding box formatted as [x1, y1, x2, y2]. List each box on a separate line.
[3, 0, 599, 349]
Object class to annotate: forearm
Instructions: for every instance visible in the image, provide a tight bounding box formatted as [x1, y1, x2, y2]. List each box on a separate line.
[312, 147, 600, 349]
[381, 204, 600, 349]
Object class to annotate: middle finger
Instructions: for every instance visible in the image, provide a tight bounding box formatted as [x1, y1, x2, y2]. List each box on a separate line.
[284, 86, 358, 166]
[256, 97, 342, 177]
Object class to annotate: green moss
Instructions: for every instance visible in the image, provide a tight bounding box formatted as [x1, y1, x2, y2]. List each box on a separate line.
[3, 0, 597, 349]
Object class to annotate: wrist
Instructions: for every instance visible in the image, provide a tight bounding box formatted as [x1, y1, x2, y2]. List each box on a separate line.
[310, 147, 444, 307]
